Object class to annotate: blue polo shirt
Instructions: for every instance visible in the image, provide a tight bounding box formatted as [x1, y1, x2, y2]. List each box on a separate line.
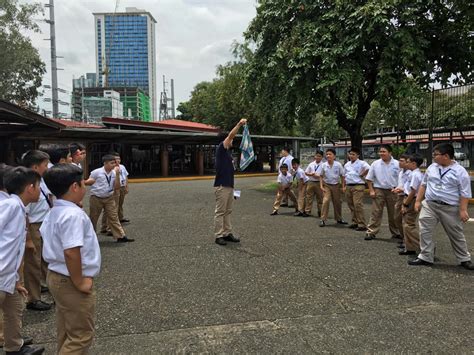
[214, 142, 234, 188]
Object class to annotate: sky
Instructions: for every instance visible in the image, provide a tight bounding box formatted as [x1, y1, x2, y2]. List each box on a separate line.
[25, 0, 257, 117]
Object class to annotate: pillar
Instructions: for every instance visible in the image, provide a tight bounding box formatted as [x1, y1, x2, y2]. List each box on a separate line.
[160, 145, 169, 177]
[197, 148, 204, 176]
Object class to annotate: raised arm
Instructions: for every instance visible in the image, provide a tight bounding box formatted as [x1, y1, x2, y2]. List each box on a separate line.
[223, 118, 247, 149]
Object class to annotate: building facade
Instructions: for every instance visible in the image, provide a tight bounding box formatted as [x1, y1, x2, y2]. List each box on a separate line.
[94, 7, 157, 120]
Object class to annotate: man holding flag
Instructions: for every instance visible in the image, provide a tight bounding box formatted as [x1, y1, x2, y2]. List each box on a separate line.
[214, 118, 250, 246]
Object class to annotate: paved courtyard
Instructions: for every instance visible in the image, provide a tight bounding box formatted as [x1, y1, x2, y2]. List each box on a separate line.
[24, 176, 474, 353]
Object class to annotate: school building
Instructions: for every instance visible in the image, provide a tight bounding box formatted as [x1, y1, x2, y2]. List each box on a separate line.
[0, 100, 315, 177]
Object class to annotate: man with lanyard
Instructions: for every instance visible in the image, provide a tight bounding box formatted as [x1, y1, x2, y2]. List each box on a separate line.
[278, 147, 294, 207]
[214, 118, 247, 246]
[409, 143, 473, 270]
[304, 151, 324, 217]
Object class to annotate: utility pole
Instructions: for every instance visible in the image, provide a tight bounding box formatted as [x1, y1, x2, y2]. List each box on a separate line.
[170, 79, 175, 119]
[45, 0, 59, 118]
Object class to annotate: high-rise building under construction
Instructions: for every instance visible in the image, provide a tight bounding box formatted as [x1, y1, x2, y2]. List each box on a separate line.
[94, 7, 157, 120]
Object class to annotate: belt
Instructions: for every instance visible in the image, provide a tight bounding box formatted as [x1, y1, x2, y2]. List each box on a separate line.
[347, 183, 365, 186]
[428, 200, 454, 207]
[308, 180, 320, 183]
[324, 183, 340, 186]
[375, 187, 392, 191]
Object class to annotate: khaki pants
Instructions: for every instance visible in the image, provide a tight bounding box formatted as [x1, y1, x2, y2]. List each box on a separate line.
[0, 290, 23, 352]
[47, 270, 96, 355]
[346, 185, 366, 227]
[117, 186, 127, 221]
[402, 201, 420, 251]
[367, 188, 399, 236]
[89, 195, 125, 239]
[214, 186, 234, 238]
[273, 187, 297, 212]
[305, 181, 323, 216]
[394, 195, 405, 238]
[100, 191, 120, 233]
[321, 183, 342, 221]
[296, 183, 307, 213]
[24, 222, 48, 303]
[418, 200, 471, 264]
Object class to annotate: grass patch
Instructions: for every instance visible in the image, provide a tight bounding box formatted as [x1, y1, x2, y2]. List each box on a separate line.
[254, 180, 296, 192]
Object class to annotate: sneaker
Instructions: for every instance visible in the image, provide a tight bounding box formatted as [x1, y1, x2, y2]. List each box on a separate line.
[348, 224, 358, 229]
[215, 237, 227, 246]
[26, 300, 52, 311]
[355, 226, 367, 231]
[408, 258, 433, 266]
[302, 213, 310, 217]
[294, 212, 304, 217]
[116, 236, 135, 243]
[337, 220, 348, 225]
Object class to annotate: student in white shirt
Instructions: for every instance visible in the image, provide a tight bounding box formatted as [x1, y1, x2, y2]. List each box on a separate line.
[0, 167, 44, 355]
[41, 164, 102, 353]
[21, 150, 54, 312]
[365, 145, 400, 240]
[85, 155, 134, 243]
[270, 163, 297, 215]
[399, 154, 424, 255]
[391, 154, 411, 245]
[409, 143, 473, 270]
[292, 158, 309, 216]
[319, 149, 347, 226]
[343, 147, 370, 231]
[278, 147, 294, 207]
[69, 142, 86, 169]
[304, 151, 324, 217]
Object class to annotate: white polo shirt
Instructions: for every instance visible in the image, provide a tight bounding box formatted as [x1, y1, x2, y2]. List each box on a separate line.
[277, 172, 293, 186]
[0, 194, 27, 294]
[305, 161, 323, 182]
[279, 154, 294, 173]
[405, 168, 423, 196]
[90, 167, 116, 198]
[366, 158, 399, 189]
[321, 161, 344, 185]
[26, 178, 52, 223]
[422, 161, 472, 206]
[119, 164, 129, 187]
[40, 199, 101, 278]
[344, 159, 370, 185]
[294, 167, 309, 184]
[396, 169, 412, 196]
[0, 191, 10, 201]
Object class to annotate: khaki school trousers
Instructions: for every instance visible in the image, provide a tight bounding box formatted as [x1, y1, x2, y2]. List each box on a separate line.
[0, 290, 23, 352]
[273, 187, 297, 212]
[346, 185, 366, 227]
[367, 188, 399, 236]
[394, 195, 405, 239]
[296, 183, 307, 213]
[47, 270, 96, 355]
[100, 190, 120, 233]
[305, 181, 323, 216]
[214, 186, 234, 238]
[89, 195, 125, 239]
[417, 200, 471, 264]
[24, 222, 48, 303]
[402, 201, 420, 252]
[321, 183, 342, 221]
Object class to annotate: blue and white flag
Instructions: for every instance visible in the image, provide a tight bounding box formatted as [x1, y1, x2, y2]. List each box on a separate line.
[239, 124, 255, 171]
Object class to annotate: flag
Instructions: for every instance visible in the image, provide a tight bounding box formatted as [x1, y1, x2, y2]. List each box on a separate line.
[239, 124, 255, 171]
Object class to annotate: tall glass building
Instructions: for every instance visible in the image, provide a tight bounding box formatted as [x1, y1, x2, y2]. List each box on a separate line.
[94, 8, 157, 120]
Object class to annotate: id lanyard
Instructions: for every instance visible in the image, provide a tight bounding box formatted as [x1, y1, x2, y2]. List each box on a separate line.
[104, 173, 113, 192]
[40, 188, 53, 208]
[439, 168, 451, 181]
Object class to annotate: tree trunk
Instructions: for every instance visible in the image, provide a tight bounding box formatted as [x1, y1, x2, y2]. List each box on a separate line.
[348, 128, 364, 158]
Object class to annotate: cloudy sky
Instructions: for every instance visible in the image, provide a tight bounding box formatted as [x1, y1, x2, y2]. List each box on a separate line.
[25, 0, 257, 117]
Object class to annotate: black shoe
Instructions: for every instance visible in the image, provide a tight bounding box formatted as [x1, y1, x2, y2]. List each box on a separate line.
[116, 236, 135, 243]
[355, 226, 367, 231]
[364, 234, 376, 241]
[460, 261, 474, 270]
[99, 230, 108, 234]
[337, 220, 348, 225]
[408, 258, 433, 266]
[223, 234, 240, 243]
[391, 234, 403, 240]
[5, 345, 45, 355]
[280, 203, 288, 207]
[294, 212, 304, 217]
[348, 223, 358, 229]
[0, 336, 33, 349]
[302, 213, 310, 217]
[40, 286, 48, 293]
[399, 250, 417, 255]
[270, 210, 278, 216]
[319, 220, 326, 227]
[120, 218, 130, 223]
[397, 244, 406, 249]
[215, 237, 227, 246]
[26, 300, 52, 311]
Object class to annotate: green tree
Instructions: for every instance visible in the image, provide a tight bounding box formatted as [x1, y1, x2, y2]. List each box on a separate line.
[245, 0, 473, 151]
[0, 0, 45, 106]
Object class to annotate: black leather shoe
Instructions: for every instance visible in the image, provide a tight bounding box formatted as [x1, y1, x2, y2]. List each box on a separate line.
[397, 244, 406, 249]
[120, 218, 130, 223]
[215, 237, 227, 246]
[5, 345, 45, 354]
[319, 220, 326, 227]
[364, 234, 376, 240]
[294, 212, 304, 217]
[223, 234, 240, 243]
[337, 220, 348, 225]
[40, 286, 48, 293]
[348, 223, 358, 229]
[355, 226, 367, 231]
[460, 260, 474, 270]
[408, 258, 433, 266]
[116, 236, 135, 243]
[270, 210, 278, 215]
[302, 213, 310, 217]
[26, 300, 52, 311]
[0, 336, 33, 349]
[399, 250, 417, 255]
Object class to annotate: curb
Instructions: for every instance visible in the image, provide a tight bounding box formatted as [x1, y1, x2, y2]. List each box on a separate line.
[129, 173, 277, 184]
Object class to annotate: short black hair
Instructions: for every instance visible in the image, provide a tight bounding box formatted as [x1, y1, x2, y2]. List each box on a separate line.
[280, 163, 288, 169]
[44, 163, 83, 198]
[102, 154, 116, 163]
[408, 153, 424, 167]
[69, 142, 86, 155]
[0, 163, 13, 190]
[4, 166, 41, 195]
[21, 150, 50, 168]
[433, 143, 454, 159]
[291, 158, 300, 165]
[315, 150, 324, 156]
[349, 147, 361, 155]
[326, 148, 336, 155]
[282, 147, 291, 153]
[399, 153, 410, 160]
[109, 151, 120, 157]
[379, 144, 392, 153]
[41, 144, 70, 164]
